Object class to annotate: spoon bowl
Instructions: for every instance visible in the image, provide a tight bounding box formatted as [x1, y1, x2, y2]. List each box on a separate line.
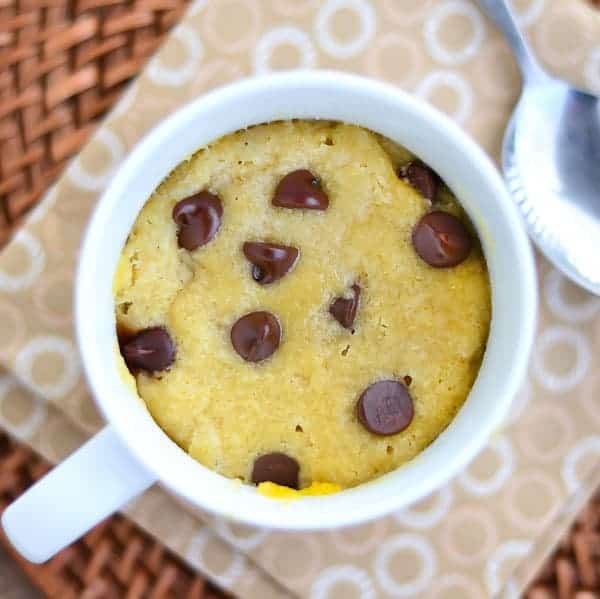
[480, 0, 600, 295]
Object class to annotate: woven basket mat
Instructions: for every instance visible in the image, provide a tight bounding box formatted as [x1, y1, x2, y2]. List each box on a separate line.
[2, 0, 600, 597]
[0, 0, 229, 596]
[526, 494, 600, 599]
[0, 432, 229, 598]
[0, 0, 188, 246]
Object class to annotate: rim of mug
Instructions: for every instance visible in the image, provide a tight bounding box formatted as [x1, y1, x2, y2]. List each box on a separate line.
[75, 71, 537, 530]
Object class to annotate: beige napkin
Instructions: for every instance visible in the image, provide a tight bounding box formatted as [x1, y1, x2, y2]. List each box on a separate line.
[1, 1, 600, 597]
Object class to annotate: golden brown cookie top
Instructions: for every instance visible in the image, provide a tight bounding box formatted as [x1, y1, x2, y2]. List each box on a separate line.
[114, 120, 490, 489]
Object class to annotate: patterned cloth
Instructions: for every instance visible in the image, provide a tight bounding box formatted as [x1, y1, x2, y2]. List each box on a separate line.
[1, 1, 600, 597]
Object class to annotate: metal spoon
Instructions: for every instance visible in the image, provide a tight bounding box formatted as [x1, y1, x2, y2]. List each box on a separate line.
[478, 0, 600, 295]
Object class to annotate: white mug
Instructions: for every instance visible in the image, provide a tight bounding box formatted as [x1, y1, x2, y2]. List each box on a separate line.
[2, 71, 537, 563]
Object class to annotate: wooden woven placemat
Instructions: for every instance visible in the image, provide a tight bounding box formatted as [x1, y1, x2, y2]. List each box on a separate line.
[0, 0, 229, 595]
[524, 491, 600, 599]
[0, 0, 188, 247]
[0, 431, 228, 598]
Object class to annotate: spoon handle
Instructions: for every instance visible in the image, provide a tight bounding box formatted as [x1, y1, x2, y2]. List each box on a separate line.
[477, 0, 546, 83]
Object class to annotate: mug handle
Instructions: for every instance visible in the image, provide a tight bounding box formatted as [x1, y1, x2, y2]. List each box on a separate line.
[1, 426, 155, 563]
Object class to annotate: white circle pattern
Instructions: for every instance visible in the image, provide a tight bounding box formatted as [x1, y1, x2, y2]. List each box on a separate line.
[32, 269, 73, 327]
[544, 268, 600, 323]
[374, 534, 436, 597]
[532, 326, 591, 392]
[147, 24, 203, 86]
[14, 336, 81, 399]
[485, 540, 532, 596]
[253, 26, 317, 74]
[561, 436, 600, 493]
[315, 0, 376, 60]
[518, 403, 574, 463]
[263, 533, 322, 587]
[0, 230, 45, 293]
[382, 0, 434, 26]
[415, 70, 473, 124]
[201, 1, 262, 54]
[110, 82, 139, 118]
[273, 0, 318, 18]
[311, 564, 375, 599]
[28, 184, 59, 224]
[459, 437, 514, 496]
[186, 528, 245, 587]
[504, 471, 561, 531]
[330, 518, 388, 556]
[68, 128, 124, 191]
[0, 376, 47, 440]
[214, 517, 270, 550]
[0, 301, 25, 359]
[430, 573, 484, 599]
[365, 33, 422, 86]
[424, 0, 485, 65]
[441, 507, 498, 566]
[513, 0, 546, 27]
[393, 484, 454, 529]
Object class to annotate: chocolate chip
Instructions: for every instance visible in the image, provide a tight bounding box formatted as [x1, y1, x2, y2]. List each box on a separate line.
[412, 211, 472, 268]
[172, 191, 223, 250]
[329, 284, 360, 330]
[357, 380, 414, 436]
[231, 311, 281, 362]
[273, 169, 329, 210]
[403, 161, 439, 202]
[119, 327, 176, 373]
[252, 452, 299, 488]
[243, 241, 299, 285]
[403, 375, 413, 387]
[251, 265, 262, 281]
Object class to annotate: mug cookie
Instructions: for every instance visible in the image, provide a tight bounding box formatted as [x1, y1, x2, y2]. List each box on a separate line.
[114, 120, 491, 491]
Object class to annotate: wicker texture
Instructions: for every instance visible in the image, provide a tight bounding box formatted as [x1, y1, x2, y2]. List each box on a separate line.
[526, 492, 600, 599]
[0, 0, 188, 246]
[0, 432, 229, 598]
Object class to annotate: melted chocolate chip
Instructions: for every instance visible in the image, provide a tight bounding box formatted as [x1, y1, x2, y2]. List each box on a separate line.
[119, 327, 176, 373]
[231, 311, 281, 362]
[273, 169, 329, 210]
[172, 191, 223, 250]
[243, 242, 299, 285]
[403, 161, 439, 202]
[357, 380, 414, 436]
[412, 211, 472, 268]
[329, 284, 361, 330]
[252, 452, 299, 488]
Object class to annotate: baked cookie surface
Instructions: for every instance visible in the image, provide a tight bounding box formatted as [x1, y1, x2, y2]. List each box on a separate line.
[114, 120, 491, 489]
